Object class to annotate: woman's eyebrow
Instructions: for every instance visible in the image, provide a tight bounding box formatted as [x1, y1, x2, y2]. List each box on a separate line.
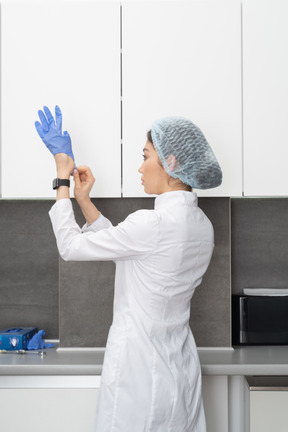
[143, 148, 149, 152]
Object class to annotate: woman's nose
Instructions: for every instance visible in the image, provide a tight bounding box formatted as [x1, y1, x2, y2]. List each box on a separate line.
[138, 163, 144, 174]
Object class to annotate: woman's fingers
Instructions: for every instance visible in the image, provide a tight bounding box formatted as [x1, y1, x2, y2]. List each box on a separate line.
[77, 165, 92, 175]
[76, 166, 95, 183]
[73, 166, 95, 186]
[73, 168, 81, 186]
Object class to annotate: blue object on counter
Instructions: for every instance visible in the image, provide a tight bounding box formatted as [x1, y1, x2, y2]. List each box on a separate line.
[0, 327, 37, 350]
[27, 330, 54, 350]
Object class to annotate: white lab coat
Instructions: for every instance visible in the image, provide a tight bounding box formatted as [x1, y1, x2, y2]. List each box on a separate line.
[49, 191, 214, 432]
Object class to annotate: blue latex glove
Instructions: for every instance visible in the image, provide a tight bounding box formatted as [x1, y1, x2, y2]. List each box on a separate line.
[27, 330, 54, 350]
[35, 106, 75, 162]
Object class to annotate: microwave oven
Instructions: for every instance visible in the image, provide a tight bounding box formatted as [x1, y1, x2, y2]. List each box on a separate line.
[232, 295, 288, 345]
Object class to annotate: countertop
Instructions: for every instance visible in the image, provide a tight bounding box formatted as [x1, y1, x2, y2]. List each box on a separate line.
[1, 345, 288, 376]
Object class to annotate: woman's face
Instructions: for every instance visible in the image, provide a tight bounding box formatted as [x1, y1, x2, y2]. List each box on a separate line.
[138, 140, 170, 195]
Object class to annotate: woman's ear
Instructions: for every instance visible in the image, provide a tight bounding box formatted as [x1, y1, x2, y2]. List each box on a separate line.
[166, 155, 177, 171]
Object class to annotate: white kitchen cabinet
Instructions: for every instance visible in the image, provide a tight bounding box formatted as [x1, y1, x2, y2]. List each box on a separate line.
[1, 1, 121, 198]
[122, 0, 242, 198]
[243, 0, 288, 196]
[245, 376, 288, 432]
[0, 374, 227, 432]
[0, 375, 100, 432]
[250, 391, 288, 431]
[202, 375, 229, 432]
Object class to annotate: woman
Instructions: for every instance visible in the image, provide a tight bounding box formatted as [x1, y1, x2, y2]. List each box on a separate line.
[35, 107, 222, 432]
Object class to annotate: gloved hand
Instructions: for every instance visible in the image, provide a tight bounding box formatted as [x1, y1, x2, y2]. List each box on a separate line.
[35, 106, 75, 162]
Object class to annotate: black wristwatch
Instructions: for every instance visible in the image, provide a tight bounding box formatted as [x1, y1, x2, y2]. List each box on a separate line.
[52, 178, 70, 190]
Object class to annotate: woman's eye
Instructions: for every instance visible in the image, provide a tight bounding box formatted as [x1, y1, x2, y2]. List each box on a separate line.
[142, 154, 147, 161]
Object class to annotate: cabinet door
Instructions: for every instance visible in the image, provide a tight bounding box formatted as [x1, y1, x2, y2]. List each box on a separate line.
[249, 391, 288, 432]
[245, 377, 288, 432]
[1, 1, 121, 198]
[122, 0, 242, 197]
[202, 376, 229, 432]
[0, 376, 100, 432]
[0, 389, 99, 432]
[243, 0, 288, 196]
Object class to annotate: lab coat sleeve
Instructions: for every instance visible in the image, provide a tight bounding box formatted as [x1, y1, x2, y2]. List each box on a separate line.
[49, 198, 159, 262]
[82, 214, 113, 233]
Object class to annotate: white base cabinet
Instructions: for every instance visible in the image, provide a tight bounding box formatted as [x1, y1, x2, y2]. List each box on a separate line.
[0, 374, 227, 432]
[202, 375, 229, 432]
[249, 392, 288, 432]
[245, 376, 288, 432]
[0, 376, 100, 432]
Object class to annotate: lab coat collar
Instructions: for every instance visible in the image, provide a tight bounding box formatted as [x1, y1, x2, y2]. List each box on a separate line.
[154, 190, 198, 210]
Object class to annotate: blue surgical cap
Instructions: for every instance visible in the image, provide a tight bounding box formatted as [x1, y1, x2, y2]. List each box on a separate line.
[151, 116, 222, 189]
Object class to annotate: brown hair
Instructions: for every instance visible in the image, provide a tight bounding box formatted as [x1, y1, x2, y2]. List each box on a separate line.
[147, 130, 153, 144]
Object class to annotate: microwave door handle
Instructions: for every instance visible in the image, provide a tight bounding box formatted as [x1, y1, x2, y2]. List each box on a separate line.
[239, 297, 248, 344]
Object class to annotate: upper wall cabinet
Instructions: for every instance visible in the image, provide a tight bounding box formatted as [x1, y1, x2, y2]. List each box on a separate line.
[1, 1, 121, 198]
[122, 0, 242, 197]
[243, 0, 288, 196]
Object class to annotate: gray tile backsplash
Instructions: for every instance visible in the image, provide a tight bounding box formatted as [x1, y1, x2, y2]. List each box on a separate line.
[190, 198, 231, 347]
[2, 197, 288, 348]
[59, 260, 115, 347]
[231, 198, 288, 295]
[0, 196, 231, 347]
[0, 201, 59, 339]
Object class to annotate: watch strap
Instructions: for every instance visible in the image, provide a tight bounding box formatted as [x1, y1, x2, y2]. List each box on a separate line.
[53, 178, 70, 190]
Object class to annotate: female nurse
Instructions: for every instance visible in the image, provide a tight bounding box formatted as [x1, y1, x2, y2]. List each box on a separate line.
[35, 107, 222, 432]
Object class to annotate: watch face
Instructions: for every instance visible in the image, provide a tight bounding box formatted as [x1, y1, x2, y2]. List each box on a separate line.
[52, 178, 58, 190]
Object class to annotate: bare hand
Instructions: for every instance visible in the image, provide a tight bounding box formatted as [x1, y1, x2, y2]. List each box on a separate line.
[73, 166, 95, 203]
